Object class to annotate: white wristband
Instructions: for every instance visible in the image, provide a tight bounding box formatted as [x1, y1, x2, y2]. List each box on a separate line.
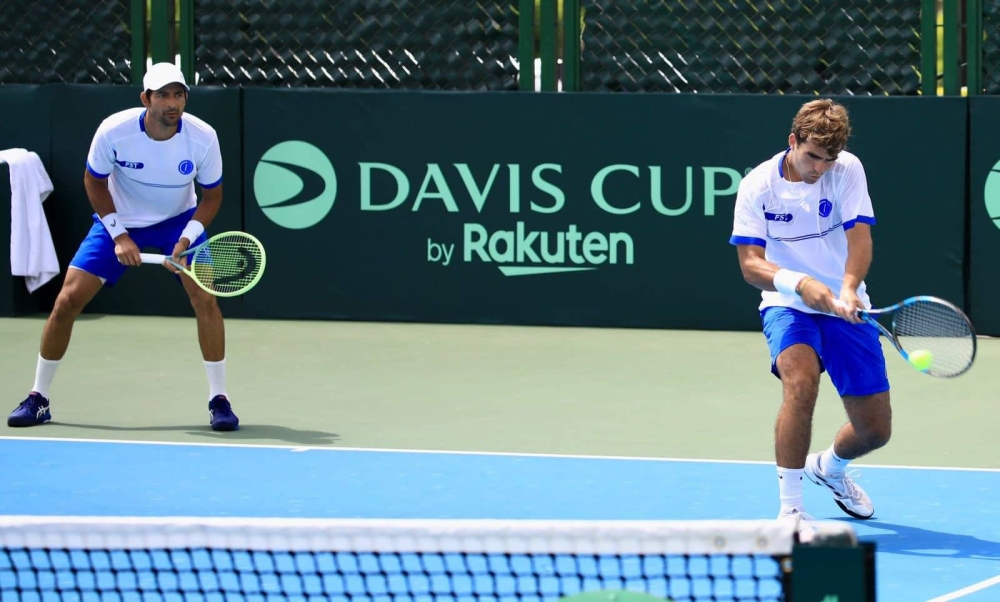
[773, 269, 809, 296]
[100, 212, 128, 240]
[180, 220, 205, 244]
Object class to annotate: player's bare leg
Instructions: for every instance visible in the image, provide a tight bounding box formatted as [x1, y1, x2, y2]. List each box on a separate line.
[833, 392, 892, 460]
[8, 269, 104, 427]
[802, 393, 887, 520]
[40, 269, 105, 361]
[180, 275, 238, 431]
[180, 275, 225, 362]
[774, 344, 822, 468]
[773, 343, 822, 520]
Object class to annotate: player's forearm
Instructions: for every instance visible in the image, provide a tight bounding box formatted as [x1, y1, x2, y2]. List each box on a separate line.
[190, 186, 223, 229]
[740, 254, 783, 292]
[842, 226, 873, 293]
[83, 173, 118, 219]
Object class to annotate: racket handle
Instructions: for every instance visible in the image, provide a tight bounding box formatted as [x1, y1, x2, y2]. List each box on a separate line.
[832, 299, 867, 318]
[140, 253, 167, 265]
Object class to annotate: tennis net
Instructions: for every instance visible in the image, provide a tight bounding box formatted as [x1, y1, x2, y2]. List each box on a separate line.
[0, 516, 868, 602]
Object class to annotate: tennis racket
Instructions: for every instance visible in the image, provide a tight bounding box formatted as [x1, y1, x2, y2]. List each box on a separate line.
[834, 296, 976, 378]
[140, 231, 267, 297]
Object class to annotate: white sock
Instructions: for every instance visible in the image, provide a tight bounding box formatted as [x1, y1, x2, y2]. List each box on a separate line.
[777, 467, 804, 510]
[32, 354, 61, 398]
[204, 359, 227, 400]
[819, 445, 851, 476]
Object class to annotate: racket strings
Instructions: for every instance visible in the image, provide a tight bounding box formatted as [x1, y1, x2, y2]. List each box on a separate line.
[892, 300, 975, 378]
[190, 234, 265, 294]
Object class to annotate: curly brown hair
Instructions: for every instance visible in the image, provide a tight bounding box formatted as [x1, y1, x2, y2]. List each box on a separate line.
[791, 99, 851, 156]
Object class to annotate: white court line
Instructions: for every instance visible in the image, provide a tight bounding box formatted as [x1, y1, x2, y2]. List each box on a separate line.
[926, 575, 1000, 601]
[1, 435, 1000, 473]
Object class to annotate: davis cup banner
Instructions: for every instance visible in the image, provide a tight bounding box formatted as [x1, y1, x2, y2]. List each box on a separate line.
[241, 90, 965, 332]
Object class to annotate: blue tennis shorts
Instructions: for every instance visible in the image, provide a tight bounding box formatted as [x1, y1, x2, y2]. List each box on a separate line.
[760, 306, 890, 398]
[69, 208, 207, 287]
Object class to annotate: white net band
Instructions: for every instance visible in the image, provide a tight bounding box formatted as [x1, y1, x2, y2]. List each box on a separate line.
[0, 516, 853, 556]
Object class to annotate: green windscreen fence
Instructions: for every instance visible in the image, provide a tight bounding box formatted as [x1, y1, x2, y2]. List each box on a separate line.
[0, 0, 134, 84]
[579, 0, 922, 94]
[983, 0, 1000, 93]
[192, 0, 521, 90]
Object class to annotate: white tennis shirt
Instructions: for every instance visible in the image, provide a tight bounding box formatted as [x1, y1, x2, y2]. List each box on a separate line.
[730, 149, 876, 314]
[86, 107, 223, 228]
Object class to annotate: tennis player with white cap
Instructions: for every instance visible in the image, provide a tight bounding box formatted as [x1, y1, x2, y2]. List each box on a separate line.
[7, 62, 240, 432]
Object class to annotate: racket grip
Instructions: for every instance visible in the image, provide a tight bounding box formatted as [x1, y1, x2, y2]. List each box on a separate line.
[139, 253, 168, 265]
[832, 299, 866, 318]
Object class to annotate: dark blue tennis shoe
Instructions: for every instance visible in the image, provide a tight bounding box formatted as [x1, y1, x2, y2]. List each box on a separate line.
[208, 395, 239, 431]
[8, 392, 52, 427]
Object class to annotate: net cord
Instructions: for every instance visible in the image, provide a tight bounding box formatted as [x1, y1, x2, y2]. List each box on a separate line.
[0, 517, 854, 556]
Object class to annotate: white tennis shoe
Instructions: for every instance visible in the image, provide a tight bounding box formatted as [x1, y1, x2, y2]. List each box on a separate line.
[776, 507, 815, 537]
[777, 506, 815, 522]
[804, 452, 875, 519]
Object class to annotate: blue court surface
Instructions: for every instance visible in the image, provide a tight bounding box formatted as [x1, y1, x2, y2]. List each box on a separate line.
[1, 436, 999, 602]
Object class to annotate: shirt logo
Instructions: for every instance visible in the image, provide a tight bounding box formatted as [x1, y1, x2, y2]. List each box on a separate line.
[178, 160, 194, 175]
[764, 211, 794, 223]
[116, 160, 144, 169]
[819, 198, 833, 217]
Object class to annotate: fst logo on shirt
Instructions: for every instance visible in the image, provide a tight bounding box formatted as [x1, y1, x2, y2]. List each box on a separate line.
[116, 160, 144, 169]
[764, 211, 794, 222]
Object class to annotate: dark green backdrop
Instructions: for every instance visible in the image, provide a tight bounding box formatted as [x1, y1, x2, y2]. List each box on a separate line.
[0, 87, 983, 334]
[240, 91, 967, 331]
[969, 97, 1000, 335]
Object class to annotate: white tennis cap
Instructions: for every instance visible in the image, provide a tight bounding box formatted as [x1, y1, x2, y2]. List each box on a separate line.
[143, 62, 190, 91]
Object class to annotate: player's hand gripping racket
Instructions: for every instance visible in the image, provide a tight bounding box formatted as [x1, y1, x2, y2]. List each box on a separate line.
[834, 296, 976, 378]
[139, 231, 266, 297]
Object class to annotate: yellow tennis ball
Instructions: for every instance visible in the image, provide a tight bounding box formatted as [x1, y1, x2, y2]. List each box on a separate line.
[909, 349, 934, 372]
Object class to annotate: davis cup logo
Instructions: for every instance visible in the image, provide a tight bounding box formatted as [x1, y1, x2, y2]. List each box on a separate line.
[254, 141, 337, 229]
[986, 158, 1000, 231]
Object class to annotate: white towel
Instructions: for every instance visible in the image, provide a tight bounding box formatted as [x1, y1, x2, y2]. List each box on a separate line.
[1, 148, 59, 293]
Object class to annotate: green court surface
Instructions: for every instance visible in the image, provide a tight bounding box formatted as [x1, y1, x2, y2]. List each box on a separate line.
[1, 313, 997, 470]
